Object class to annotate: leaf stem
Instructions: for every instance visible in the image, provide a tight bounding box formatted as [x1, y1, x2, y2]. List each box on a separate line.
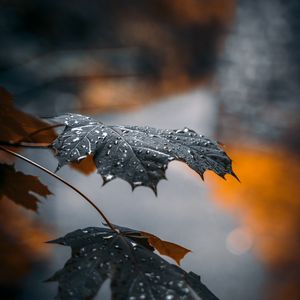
[0, 141, 51, 148]
[14, 124, 63, 143]
[0, 145, 117, 232]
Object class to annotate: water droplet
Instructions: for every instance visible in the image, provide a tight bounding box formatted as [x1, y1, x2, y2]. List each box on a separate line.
[140, 294, 146, 299]
[166, 295, 174, 300]
[103, 235, 114, 239]
[104, 174, 114, 181]
[114, 140, 118, 145]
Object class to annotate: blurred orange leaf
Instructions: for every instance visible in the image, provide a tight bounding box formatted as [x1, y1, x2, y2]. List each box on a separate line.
[0, 87, 57, 143]
[0, 164, 52, 211]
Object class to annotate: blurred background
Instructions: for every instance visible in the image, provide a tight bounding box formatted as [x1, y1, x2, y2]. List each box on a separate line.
[0, 0, 299, 299]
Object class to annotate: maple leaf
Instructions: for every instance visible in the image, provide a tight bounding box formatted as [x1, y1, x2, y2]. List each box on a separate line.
[0, 163, 52, 211]
[52, 113, 237, 194]
[47, 226, 219, 300]
[0, 87, 57, 144]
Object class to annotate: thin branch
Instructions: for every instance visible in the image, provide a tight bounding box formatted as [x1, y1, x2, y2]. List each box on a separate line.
[0, 145, 117, 232]
[0, 141, 51, 148]
[14, 124, 63, 143]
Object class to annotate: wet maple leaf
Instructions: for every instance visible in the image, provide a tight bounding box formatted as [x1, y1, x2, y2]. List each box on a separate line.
[0, 164, 52, 211]
[47, 226, 218, 300]
[52, 113, 237, 194]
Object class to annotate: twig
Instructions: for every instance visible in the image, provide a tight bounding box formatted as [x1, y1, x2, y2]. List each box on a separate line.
[0, 145, 117, 232]
[0, 141, 51, 148]
[14, 124, 63, 143]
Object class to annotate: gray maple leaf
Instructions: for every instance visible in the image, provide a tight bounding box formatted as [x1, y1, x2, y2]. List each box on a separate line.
[52, 113, 237, 194]
[47, 226, 219, 300]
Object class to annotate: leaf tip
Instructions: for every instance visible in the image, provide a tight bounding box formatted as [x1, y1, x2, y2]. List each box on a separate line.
[231, 170, 240, 182]
[150, 184, 158, 196]
[46, 238, 66, 245]
[102, 174, 115, 186]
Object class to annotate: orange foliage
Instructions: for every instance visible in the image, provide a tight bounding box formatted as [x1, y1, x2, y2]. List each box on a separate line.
[0, 87, 57, 144]
[206, 145, 300, 300]
[0, 164, 52, 211]
[79, 1, 236, 114]
[0, 200, 51, 284]
[170, 0, 236, 25]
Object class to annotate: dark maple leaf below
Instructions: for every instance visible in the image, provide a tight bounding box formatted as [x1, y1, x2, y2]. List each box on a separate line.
[47, 225, 219, 300]
[103, 224, 191, 265]
[0, 163, 52, 211]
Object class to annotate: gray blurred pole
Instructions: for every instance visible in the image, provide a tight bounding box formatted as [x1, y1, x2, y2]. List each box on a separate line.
[215, 0, 300, 149]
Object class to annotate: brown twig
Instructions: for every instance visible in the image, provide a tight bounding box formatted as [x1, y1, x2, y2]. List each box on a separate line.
[13, 124, 63, 143]
[0, 140, 51, 148]
[0, 145, 117, 232]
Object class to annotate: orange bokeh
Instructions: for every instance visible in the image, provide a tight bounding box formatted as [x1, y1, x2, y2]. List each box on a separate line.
[206, 145, 300, 299]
